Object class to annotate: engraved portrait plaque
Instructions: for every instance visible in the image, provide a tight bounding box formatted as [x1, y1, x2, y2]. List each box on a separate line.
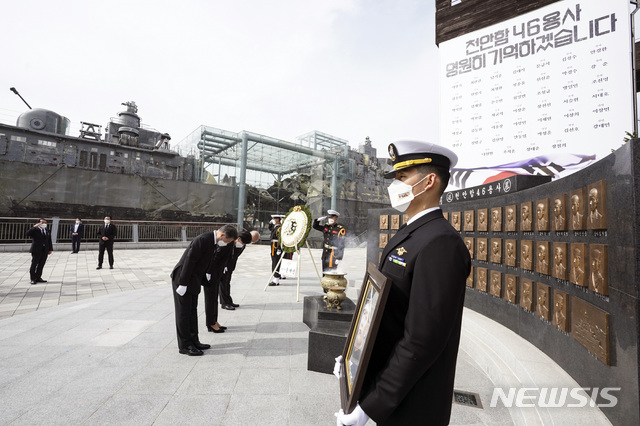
[552, 242, 568, 280]
[589, 244, 608, 296]
[552, 290, 569, 332]
[520, 278, 534, 311]
[379, 215, 389, 230]
[390, 215, 400, 230]
[477, 267, 488, 292]
[505, 274, 517, 304]
[490, 238, 502, 264]
[535, 198, 550, 231]
[390, 233, 395, 240]
[379, 233, 388, 249]
[520, 201, 533, 231]
[463, 210, 475, 232]
[477, 238, 488, 261]
[552, 194, 567, 231]
[491, 207, 502, 232]
[520, 240, 533, 270]
[477, 208, 488, 231]
[569, 188, 586, 231]
[466, 266, 474, 288]
[490, 270, 501, 297]
[570, 243, 587, 287]
[505, 239, 517, 267]
[403, 214, 409, 224]
[443, 212, 449, 221]
[505, 204, 517, 232]
[464, 237, 474, 259]
[536, 283, 550, 321]
[536, 241, 550, 275]
[451, 211, 461, 231]
[571, 297, 610, 365]
[587, 180, 607, 230]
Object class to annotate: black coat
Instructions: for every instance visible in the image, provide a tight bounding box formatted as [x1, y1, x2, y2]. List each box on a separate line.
[360, 209, 471, 425]
[170, 232, 218, 295]
[70, 222, 84, 238]
[97, 223, 117, 245]
[26, 226, 53, 254]
[206, 244, 233, 285]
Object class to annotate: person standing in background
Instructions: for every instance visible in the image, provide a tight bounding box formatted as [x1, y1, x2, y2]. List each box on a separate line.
[312, 209, 346, 273]
[26, 218, 53, 285]
[268, 214, 291, 286]
[97, 216, 117, 270]
[71, 218, 84, 253]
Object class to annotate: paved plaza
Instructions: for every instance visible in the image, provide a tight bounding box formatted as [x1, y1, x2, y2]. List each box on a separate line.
[0, 245, 610, 425]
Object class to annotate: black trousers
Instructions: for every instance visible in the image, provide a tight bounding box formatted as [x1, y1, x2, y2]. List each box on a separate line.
[219, 271, 234, 306]
[29, 251, 48, 281]
[271, 250, 292, 279]
[98, 242, 114, 266]
[71, 235, 82, 252]
[171, 278, 200, 350]
[203, 278, 220, 326]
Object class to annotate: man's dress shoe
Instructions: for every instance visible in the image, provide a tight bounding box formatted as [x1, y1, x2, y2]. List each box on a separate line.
[110, 266, 114, 269]
[268, 282, 278, 286]
[30, 281, 36, 285]
[222, 304, 235, 310]
[36, 279, 47, 283]
[194, 342, 211, 350]
[96, 266, 102, 270]
[179, 346, 204, 356]
[230, 303, 240, 308]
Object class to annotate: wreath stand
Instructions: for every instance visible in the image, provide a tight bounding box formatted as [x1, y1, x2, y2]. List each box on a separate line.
[264, 240, 322, 302]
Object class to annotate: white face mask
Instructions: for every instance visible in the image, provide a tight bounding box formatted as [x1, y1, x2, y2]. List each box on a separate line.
[235, 242, 244, 249]
[40, 223, 47, 229]
[327, 218, 335, 225]
[75, 221, 80, 224]
[217, 240, 228, 247]
[104, 220, 110, 224]
[387, 175, 428, 212]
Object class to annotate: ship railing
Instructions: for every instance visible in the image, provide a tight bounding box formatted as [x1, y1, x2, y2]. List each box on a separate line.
[0, 217, 228, 244]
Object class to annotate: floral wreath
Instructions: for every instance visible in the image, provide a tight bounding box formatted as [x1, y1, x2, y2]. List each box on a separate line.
[279, 205, 313, 253]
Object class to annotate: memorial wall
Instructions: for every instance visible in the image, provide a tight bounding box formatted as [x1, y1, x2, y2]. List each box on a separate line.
[367, 140, 640, 425]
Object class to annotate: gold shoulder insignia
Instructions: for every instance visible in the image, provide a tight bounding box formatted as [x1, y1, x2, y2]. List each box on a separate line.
[397, 247, 407, 256]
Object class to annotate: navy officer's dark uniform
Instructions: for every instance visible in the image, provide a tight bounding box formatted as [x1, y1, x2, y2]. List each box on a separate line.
[312, 209, 346, 272]
[355, 140, 471, 425]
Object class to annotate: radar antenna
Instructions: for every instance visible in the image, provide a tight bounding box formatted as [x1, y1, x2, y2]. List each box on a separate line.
[9, 87, 32, 110]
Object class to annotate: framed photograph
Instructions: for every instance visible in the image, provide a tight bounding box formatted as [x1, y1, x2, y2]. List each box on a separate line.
[340, 262, 392, 414]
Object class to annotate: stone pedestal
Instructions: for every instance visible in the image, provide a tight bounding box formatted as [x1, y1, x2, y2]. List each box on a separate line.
[303, 295, 355, 374]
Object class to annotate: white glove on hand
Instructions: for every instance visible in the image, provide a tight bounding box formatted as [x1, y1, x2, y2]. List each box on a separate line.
[333, 355, 343, 379]
[176, 285, 187, 296]
[335, 259, 340, 265]
[206, 273, 211, 281]
[269, 219, 275, 224]
[223, 267, 228, 274]
[335, 403, 369, 426]
[318, 216, 327, 222]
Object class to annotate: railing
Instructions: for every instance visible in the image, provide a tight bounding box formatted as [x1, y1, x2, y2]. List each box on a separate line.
[0, 217, 229, 244]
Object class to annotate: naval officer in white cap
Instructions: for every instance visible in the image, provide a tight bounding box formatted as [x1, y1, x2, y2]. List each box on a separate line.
[335, 140, 471, 426]
[268, 214, 291, 286]
[312, 209, 346, 275]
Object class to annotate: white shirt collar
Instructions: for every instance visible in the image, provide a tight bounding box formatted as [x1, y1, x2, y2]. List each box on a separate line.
[407, 206, 441, 226]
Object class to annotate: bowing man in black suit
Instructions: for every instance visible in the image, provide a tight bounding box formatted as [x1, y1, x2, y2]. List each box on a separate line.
[96, 216, 117, 269]
[219, 230, 259, 310]
[26, 218, 53, 285]
[171, 224, 237, 355]
[70, 218, 84, 253]
[336, 140, 471, 426]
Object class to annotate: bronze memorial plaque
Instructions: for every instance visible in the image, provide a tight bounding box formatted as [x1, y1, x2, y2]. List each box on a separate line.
[552, 242, 568, 280]
[520, 201, 533, 231]
[536, 198, 550, 231]
[587, 180, 607, 230]
[379, 233, 388, 249]
[571, 297, 610, 365]
[570, 243, 587, 287]
[390, 215, 400, 230]
[477, 208, 488, 231]
[491, 207, 502, 232]
[379, 215, 389, 230]
[464, 237, 474, 259]
[464, 210, 475, 232]
[536, 283, 550, 320]
[490, 238, 502, 264]
[490, 270, 502, 297]
[477, 238, 488, 261]
[552, 290, 569, 332]
[552, 194, 567, 231]
[569, 188, 586, 230]
[505, 274, 517, 304]
[477, 268, 488, 292]
[520, 278, 534, 311]
[589, 244, 608, 295]
[536, 241, 550, 275]
[443, 211, 449, 221]
[466, 266, 474, 288]
[505, 239, 517, 267]
[451, 211, 461, 231]
[505, 204, 517, 232]
[521, 240, 533, 270]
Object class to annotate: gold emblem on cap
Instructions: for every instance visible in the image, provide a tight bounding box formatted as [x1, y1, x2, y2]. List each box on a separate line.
[397, 247, 407, 256]
[388, 144, 396, 162]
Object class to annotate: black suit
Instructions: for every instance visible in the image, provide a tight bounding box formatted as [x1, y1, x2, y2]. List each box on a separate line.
[70, 222, 84, 253]
[203, 244, 233, 326]
[360, 209, 471, 425]
[170, 232, 217, 350]
[26, 226, 53, 281]
[219, 244, 245, 306]
[97, 223, 117, 267]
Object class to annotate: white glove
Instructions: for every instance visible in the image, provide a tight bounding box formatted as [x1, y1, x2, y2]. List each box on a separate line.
[176, 285, 187, 296]
[206, 273, 211, 281]
[318, 216, 327, 222]
[335, 403, 369, 426]
[333, 355, 343, 379]
[269, 219, 275, 224]
[335, 259, 340, 265]
[223, 267, 228, 274]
